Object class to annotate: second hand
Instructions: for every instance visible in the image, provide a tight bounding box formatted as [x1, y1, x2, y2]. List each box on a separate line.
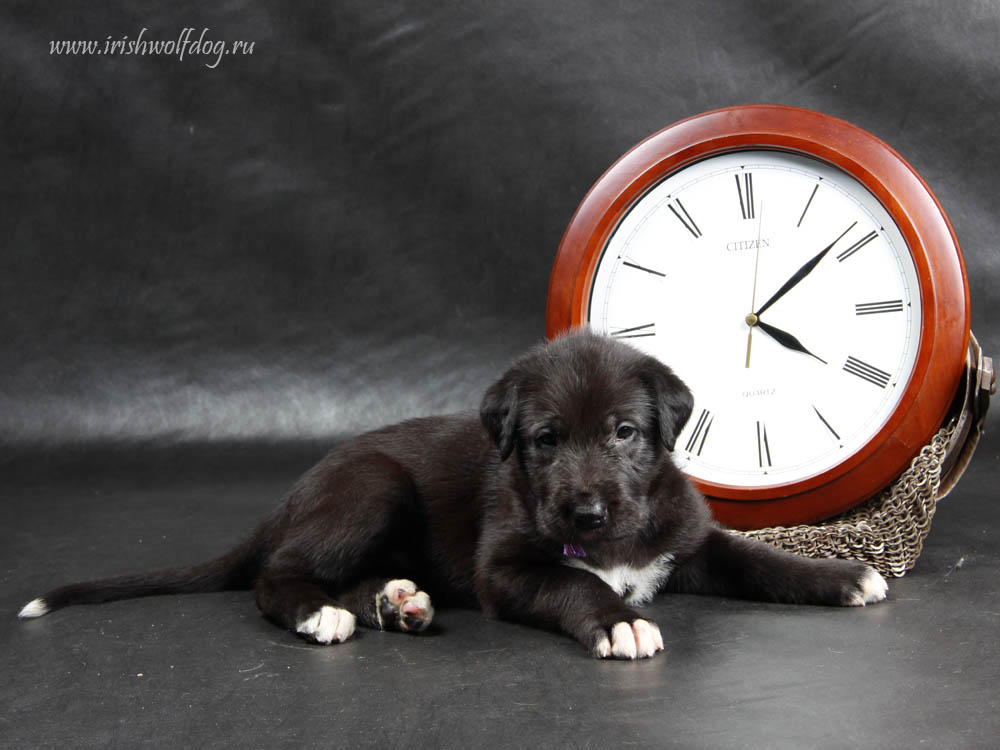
[745, 200, 764, 368]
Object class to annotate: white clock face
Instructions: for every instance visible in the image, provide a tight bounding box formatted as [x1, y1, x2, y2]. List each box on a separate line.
[588, 150, 922, 489]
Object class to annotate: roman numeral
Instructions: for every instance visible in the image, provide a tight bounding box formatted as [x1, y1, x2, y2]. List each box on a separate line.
[836, 230, 878, 262]
[843, 356, 892, 388]
[797, 184, 819, 227]
[855, 300, 904, 315]
[757, 421, 772, 468]
[610, 323, 656, 339]
[813, 405, 841, 441]
[736, 173, 755, 220]
[684, 409, 714, 455]
[668, 199, 702, 238]
[622, 260, 666, 277]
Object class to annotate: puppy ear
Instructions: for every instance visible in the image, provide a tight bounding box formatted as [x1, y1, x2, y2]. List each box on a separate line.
[480, 371, 520, 461]
[639, 356, 694, 452]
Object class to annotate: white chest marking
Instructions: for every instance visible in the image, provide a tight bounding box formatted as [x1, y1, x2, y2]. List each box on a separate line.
[563, 552, 675, 605]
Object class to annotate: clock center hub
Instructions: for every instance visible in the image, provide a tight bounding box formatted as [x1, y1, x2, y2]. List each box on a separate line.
[745, 313, 759, 327]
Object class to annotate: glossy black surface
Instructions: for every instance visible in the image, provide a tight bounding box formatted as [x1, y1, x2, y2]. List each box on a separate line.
[2, 449, 998, 748]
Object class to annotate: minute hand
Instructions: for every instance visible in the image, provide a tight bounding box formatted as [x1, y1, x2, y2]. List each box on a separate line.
[754, 222, 857, 317]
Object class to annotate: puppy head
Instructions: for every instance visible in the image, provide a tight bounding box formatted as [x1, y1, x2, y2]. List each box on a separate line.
[480, 329, 693, 545]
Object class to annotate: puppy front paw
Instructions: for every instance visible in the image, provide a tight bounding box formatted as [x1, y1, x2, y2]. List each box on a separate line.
[592, 619, 664, 660]
[842, 566, 889, 606]
[377, 579, 434, 633]
[296, 605, 356, 645]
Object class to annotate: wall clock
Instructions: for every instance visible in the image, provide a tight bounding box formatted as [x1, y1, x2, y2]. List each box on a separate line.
[547, 105, 972, 529]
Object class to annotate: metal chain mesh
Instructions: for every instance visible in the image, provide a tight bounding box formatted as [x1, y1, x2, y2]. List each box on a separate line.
[732, 423, 955, 578]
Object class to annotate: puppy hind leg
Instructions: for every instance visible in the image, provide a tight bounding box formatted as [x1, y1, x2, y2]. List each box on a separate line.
[336, 577, 435, 634]
[254, 575, 356, 645]
[255, 451, 429, 643]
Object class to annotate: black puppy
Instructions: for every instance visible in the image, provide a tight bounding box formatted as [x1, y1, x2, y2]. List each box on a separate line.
[18, 330, 887, 659]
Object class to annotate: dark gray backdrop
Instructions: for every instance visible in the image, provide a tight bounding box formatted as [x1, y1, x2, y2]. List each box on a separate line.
[4, 0, 998, 459]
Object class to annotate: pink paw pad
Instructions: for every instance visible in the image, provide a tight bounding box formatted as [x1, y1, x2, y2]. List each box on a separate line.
[378, 579, 434, 633]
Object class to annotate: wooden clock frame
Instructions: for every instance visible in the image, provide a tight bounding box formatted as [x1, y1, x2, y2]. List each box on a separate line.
[546, 105, 970, 529]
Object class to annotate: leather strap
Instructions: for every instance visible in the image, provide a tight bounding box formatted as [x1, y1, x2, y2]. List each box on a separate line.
[938, 331, 995, 498]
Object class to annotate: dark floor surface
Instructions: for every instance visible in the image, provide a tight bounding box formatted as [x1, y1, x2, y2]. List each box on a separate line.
[3, 445, 998, 749]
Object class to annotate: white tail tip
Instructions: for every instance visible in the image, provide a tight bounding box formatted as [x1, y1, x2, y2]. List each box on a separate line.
[18, 598, 49, 619]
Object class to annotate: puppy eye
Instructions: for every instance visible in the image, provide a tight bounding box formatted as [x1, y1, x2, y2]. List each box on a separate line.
[535, 430, 558, 448]
[615, 424, 637, 441]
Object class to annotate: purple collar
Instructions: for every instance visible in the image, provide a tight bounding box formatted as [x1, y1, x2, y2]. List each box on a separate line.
[562, 543, 587, 558]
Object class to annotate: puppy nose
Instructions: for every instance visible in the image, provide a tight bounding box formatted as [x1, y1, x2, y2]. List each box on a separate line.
[573, 500, 608, 530]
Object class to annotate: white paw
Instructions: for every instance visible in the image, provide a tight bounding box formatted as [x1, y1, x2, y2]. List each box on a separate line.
[296, 606, 356, 644]
[846, 567, 889, 606]
[594, 619, 664, 660]
[378, 579, 434, 633]
[384, 579, 417, 605]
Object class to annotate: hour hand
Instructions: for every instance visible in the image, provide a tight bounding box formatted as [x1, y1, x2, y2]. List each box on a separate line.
[755, 320, 827, 364]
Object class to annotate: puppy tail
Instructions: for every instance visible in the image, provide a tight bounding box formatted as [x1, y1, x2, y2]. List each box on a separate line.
[17, 533, 264, 619]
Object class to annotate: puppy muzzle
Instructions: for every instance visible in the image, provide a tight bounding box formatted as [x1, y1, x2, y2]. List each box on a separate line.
[572, 500, 608, 531]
